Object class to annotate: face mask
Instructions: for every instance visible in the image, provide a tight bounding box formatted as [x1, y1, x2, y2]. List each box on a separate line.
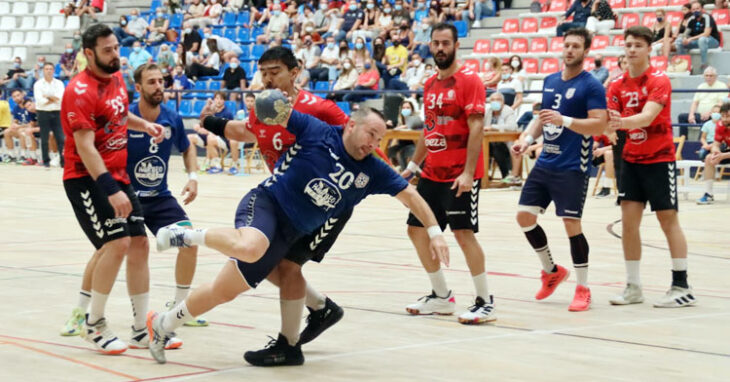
[656, 17, 663, 22]
[305, 26, 313, 32]
[74, 35, 80, 40]
[712, 112, 721, 121]
[694, 11, 701, 18]
[66, 48, 73, 54]
[393, 40, 400, 46]
[364, 63, 372, 69]
[184, 28, 192, 34]
[367, 3, 374, 9]
[344, 62, 352, 69]
[401, 109, 412, 117]
[355, 42, 364, 49]
[129, 15, 137, 21]
[122, 64, 128, 69]
[418, 3, 425, 8]
[320, 3, 328, 9]
[273, 10, 281, 16]
[230, 62, 239, 69]
[413, 59, 421, 66]
[395, 5, 402, 10]
[161, 68, 168, 74]
[484, 63, 491, 70]
[511, 60, 519, 68]
[328, 42, 335, 49]
[120, 19, 127, 26]
[157, 12, 164, 18]
[349, 5, 357, 11]
[133, 46, 141, 53]
[490, 101, 501, 111]
[595, 60, 602, 67]
[501, 73, 510, 80]
[204, 33, 212, 38]
[384, 8, 391, 13]
[13, 63, 20, 68]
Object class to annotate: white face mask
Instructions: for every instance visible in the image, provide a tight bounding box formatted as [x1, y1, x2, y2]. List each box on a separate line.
[412, 59, 421, 66]
[511, 60, 520, 68]
[344, 62, 352, 69]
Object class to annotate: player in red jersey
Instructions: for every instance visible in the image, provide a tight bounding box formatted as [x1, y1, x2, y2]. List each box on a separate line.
[697, 102, 730, 205]
[401, 23, 496, 324]
[606, 26, 695, 308]
[60, 24, 164, 354]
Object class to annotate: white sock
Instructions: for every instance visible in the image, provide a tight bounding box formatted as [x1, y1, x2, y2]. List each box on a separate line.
[427, 270, 449, 298]
[161, 301, 192, 332]
[602, 176, 612, 188]
[625, 260, 641, 286]
[536, 246, 555, 273]
[705, 180, 714, 195]
[671, 257, 688, 271]
[174, 284, 190, 306]
[186, 228, 207, 246]
[472, 272, 489, 299]
[575, 267, 588, 286]
[130, 292, 149, 331]
[280, 298, 305, 346]
[305, 283, 326, 310]
[78, 290, 91, 311]
[88, 290, 109, 324]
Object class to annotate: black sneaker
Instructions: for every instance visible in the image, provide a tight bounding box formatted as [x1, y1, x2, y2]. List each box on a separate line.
[243, 333, 304, 367]
[299, 297, 344, 345]
[596, 187, 611, 198]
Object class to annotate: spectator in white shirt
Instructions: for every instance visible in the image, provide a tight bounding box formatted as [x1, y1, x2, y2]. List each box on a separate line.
[485, 92, 520, 183]
[33, 63, 65, 168]
[317, 35, 340, 81]
[388, 52, 426, 90]
[497, 64, 524, 110]
[201, 27, 244, 63]
[257, 3, 290, 45]
[113, 9, 149, 47]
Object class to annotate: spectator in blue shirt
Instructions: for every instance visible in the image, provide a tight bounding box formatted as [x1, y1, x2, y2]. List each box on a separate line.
[128, 41, 153, 69]
[589, 54, 609, 84]
[556, 0, 593, 37]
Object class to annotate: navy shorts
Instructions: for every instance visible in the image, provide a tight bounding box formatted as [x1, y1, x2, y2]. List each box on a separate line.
[139, 195, 191, 235]
[518, 166, 589, 219]
[232, 186, 304, 288]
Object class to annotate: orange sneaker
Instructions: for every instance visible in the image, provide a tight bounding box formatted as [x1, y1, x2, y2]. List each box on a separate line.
[568, 285, 591, 312]
[535, 265, 569, 300]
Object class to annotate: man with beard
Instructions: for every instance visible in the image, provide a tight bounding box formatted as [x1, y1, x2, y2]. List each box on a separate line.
[60, 24, 164, 354]
[510, 28, 607, 312]
[400, 23, 495, 325]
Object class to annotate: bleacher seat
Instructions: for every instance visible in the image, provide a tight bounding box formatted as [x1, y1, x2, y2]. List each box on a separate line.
[237, 28, 251, 43]
[150, 0, 162, 11]
[12, 2, 29, 15]
[474, 39, 491, 54]
[526, 79, 544, 103]
[549, 37, 563, 52]
[239, 44, 250, 60]
[66, 16, 80, 30]
[712, 9, 730, 26]
[0, 16, 15, 30]
[224, 28, 236, 41]
[188, 81, 207, 99]
[24, 31, 39, 46]
[223, 12, 236, 27]
[612, 35, 624, 48]
[503, 19, 519, 34]
[540, 17, 558, 30]
[20, 16, 35, 29]
[522, 17, 538, 33]
[237, 11, 250, 25]
[241, 61, 252, 79]
[523, 58, 539, 74]
[252, 26, 264, 39]
[641, 13, 656, 29]
[0, 31, 6, 43]
[170, 13, 183, 29]
[336, 102, 350, 115]
[49, 15, 64, 29]
[591, 35, 609, 51]
[120, 46, 131, 57]
[548, 0, 567, 12]
[650, 56, 668, 72]
[212, 28, 223, 37]
[48, 2, 62, 15]
[628, 0, 646, 7]
[540, 58, 560, 74]
[463, 59, 480, 72]
[511, 38, 528, 54]
[251, 44, 266, 60]
[178, 100, 193, 117]
[35, 16, 50, 30]
[608, 0, 625, 8]
[666, 11, 682, 27]
[225, 101, 236, 113]
[530, 37, 547, 53]
[454, 21, 467, 38]
[648, 0, 667, 6]
[192, 100, 206, 115]
[0, 2, 8, 15]
[165, 99, 177, 111]
[9, 32, 23, 45]
[668, 0, 684, 5]
[13, 47, 27, 61]
[33, 2, 49, 15]
[0, 46, 11, 62]
[313, 81, 330, 97]
[619, 13, 639, 29]
[492, 38, 509, 54]
[209, 81, 221, 91]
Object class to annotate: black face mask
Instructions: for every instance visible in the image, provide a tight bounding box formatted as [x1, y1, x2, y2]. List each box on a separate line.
[595, 60, 602, 68]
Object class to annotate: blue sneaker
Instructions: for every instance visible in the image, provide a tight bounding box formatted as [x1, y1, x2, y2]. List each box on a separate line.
[228, 167, 239, 175]
[206, 166, 222, 174]
[696, 193, 714, 205]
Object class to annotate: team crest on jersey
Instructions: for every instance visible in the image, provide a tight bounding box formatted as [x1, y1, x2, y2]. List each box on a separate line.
[258, 129, 266, 138]
[354, 172, 369, 189]
[163, 126, 172, 140]
[641, 87, 648, 96]
[304, 178, 342, 210]
[543, 123, 563, 141]
[566, 88, 576, 99]
[425, 132, 447, 152]
[627, 128, 648, 144]
[446, 90, 455, 101]
[134, 155, 167, 187]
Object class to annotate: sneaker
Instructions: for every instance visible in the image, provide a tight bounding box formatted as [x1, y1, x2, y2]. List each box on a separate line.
[243, 333, 304, 367]
[535, 265, 570, 300]
[653, 286, 697, 308]
[568, 285, 591, 312]
[1, 156, 12, 163]
[156, 224, 192, 252]
[405, 290, 456, 315]
[81, 315, 128, 355]
[596, 187, 611, 198]
[206, 166, 222, 174]
[472, 20, 481, 28]
[146, 311, 170, 364]
[458, 295, 497, 324]
[50, 157, 60, 167]
[696, 193, 714, 205]
[60, 307, 85, 336]
[228, 166, 239, 175]
[609, 283, 644, 305]
[183, 317, 209, 327]
[129, 326, 183, 350]
[299, 297, 344, 345]
[22, 158, 37, 166]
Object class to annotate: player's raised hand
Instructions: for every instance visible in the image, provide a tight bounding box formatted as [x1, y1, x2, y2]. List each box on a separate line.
[145, 122, 165, 143]
[429, 235, 450, 267]
[181, 178, 198, 205]
[199, 99, 215, 124]
[451, 172, 473, 197]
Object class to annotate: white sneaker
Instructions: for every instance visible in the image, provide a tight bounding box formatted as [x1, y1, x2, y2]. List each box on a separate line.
[609, 283, 644, 305]
[130, 325, 183, 350]
[458, 295, 497, 324]
[472, 20, 481, 28]
[653, 286, 697, 308]
[60, 307, 85, 336]
[146, 311, 170, 364]
[81, 316, 128, 355]
[406, 290, 456, 315]
[156, 224, 191, 252]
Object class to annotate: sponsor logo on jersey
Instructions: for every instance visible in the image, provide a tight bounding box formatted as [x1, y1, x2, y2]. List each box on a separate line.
[134, 155, 167, 187]
[354, 172, 369, 189]
[129, 133, 144, 138]
[105, 134, 128, 150]
[543, 123, 563, 141]
[628, 128, 648, 144]
[304, 178, 341, 210]
[425, 132, 447, 152]
[566, 88, 575, 99]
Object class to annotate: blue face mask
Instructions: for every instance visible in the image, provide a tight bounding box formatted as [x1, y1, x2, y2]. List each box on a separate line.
[349, 5, 357, 11]
[184, 28, 192, 34]
[320, 3, 328, 9]
[364, 63, 372, 69]
[328, 42, 335, 49]
[129, 15, 137, 21]
[490, 101, 501, 111]
[418, 3, 425, 8]
[384, 8, 391, 13]
[273, 10, 281, 16]
[66, 48, 73, 54]
[355, 42, 364, 49]
[501, 73, 510, 80]
[712, 112, 721, 121]
[230, 62, 239, 69]
[204, 33, 212, 38]
[401, 108, 412, 117]
[13, 63, 20, 68]
[367, 3, 374, 9]
[157, 12, 164, 18]
[395, 5, 402, 10]
[133, 46, 141, 53]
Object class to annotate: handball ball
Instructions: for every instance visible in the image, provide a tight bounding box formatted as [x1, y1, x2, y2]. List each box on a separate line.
[255, 89, 291, 126]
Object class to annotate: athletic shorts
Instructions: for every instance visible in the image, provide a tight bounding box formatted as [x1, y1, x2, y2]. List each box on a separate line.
[407, 177, 481, 232]
[285, 208, 353, 265]
[139, 195, 191, 236]
[196, 132, 230, 150]
[518, 166, 589, 219]
[232, 186, 304, 288]
[619, 160, 678, 211]
[63, 176, 145, 250]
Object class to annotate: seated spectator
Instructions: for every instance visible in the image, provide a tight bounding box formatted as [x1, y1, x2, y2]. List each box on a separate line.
[185, 0, 210, 27]
[295, 58, 312, 90]
[479, 56, 502, 91]
[157, 44, 177, 73]
[147, 9, 170, 45]
[0, 57, 33, 93]
[697, 103, 730, 205]
[382, 32, 409, 88]
[72, 30, 82, 52]
[412, 18, 432, 59]
[113, 9, 149, 47]
[699, 105, 722, 160]
[318, 36, 341, 82]
[420, 63, 436, 89]
[11, 95, 39, 166]
[497, 64, 523, 110]
[182, 22, 203, 54]
[678, 66, 726, 138]
[590, 54, 609, 84]
[343, 59, 380, 103]
[330, 57, 358, 101]
[517, 102, 540, 130]
[508, 55, 527, 85]
[392, 0, 411, 25]
[604, 54, 626, 88]
[484, 92, 519, 183]
[338, 39, 352, 63]
[386, 98, 424, 169]
[352, 0, 380, 42]
[592, 133, 615, 198]
[464, 0, 493, 28]
[221, 57, 248, 100]
[377, 2, 395, 39]
[76, 0, 101, 21]
[165, 0, 183, 14]
[120, 57, 136, 101]
[201, 27, 243, 63]
[189, 92, 234, 174]
[339, 0, 366, 42]
[651, 9, 673, 58]
[203, 0, 224, 23]
[313, 0, 334, 35]
[299, 21, 324, 45]
[675, 1, 720, 73]
[228, 92, 257, 175]
[186, 39, 222, 80]
[413, 0, 430, 24]
[73, 49, 88, 75]
[297, 36, 325, 81]
[257, 3, 290, 45]
[30, 56, 46, 87]
[585, 0, 615, 35]
[169, 65, 194, 102]
[395, 21, 415, 54]
[387, 52, 426, 90]
[59, 44, 77, 80]
[129, 41, 153, 69]
[372, 37, 387, 75]
[351, 37, 369, 66]
[556, 0, 592, 37]
[294, 6, 316, 36]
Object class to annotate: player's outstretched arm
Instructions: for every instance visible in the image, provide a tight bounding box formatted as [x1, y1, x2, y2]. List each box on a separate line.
[128, 112, 165, 142]
[539, 108, 608, 136]
[200, 99, 256, 142]
[395, 185, 450, 267]
[609, 102, 663, 132]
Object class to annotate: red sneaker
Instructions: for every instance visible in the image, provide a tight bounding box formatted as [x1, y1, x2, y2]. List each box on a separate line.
[568, 285, 591, 312]
[535, 265, 569, 300]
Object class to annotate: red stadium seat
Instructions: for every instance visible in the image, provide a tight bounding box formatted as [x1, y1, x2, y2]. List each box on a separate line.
[712, 9, 730, 25]
[591, 35, 609, 50]
[608, 0, 625, 8]
[523, 58, 539, 74]
[668, 0, 685, 5]
[583, 57, 596, 72]
[530, 37, 548, 53]
[549, 37, 563, 52]
[627, 0, 647, 7]
[540, 58, 560, 74]
[641, 13, 656, 28]
[549, 0, 567, 12]
[493, 38, 509, 53]
[666, 11, 683, 27]
[463, 59, 480, 73]
[612, 35, 625, 47]
[604, 57, 619, 72]
[650, 56, 668, 72]
[503, 18, 519, 34]
[473, 39, 491, 54]
[619, 13, 640, 29]
[522, 17, 538, 33]
[540, 16, 558, 30]
[511, 38, 528, 53]
[648, 0, 667, 6]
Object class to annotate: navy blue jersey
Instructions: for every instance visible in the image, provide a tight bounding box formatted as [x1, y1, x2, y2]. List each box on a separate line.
[537, 71, 606, 173]
[126, 103, 190, 198]
[262, 111, 409, 234]
[215, 107, 233, 120]
[12, 105, 36, 124]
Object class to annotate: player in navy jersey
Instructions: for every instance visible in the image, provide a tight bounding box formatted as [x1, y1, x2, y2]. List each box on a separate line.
[511, 28, 607, 312]
[146, 101, 450, 366]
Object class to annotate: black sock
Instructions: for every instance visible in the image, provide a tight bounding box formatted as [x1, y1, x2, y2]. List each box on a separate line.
[524, 224, 556, 273]
[672, 270, 689, 289]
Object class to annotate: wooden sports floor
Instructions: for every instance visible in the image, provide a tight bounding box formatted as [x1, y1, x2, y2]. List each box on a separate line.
[1, 162, 728, 381]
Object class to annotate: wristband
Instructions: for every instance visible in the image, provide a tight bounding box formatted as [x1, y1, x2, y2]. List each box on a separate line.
[562, 116, 573, 128]
[188, 172, 198, 181]
[427, 225, 443, 239]
[202, 116, 229, 137]
[524, 135, 534, 145]
[96, 172, 121, 196]
[406, 161, 421, 173]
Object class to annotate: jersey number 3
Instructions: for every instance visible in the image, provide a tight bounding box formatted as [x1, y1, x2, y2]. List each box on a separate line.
[551, 94, 562, 110]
